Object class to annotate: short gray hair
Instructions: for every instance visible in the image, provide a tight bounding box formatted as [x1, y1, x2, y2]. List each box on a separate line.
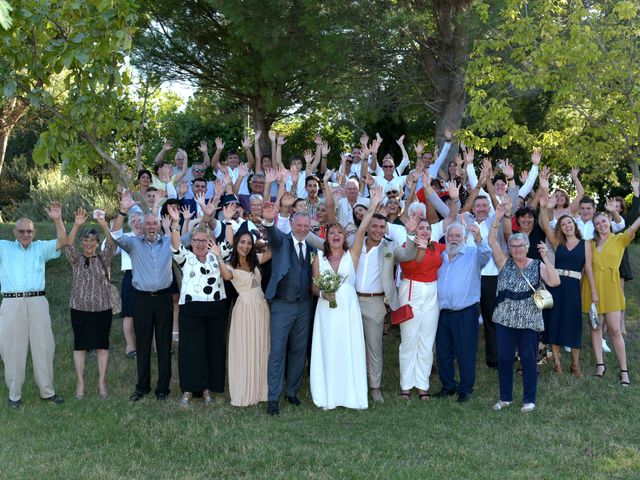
[407, 201, 426, 218]
[508, 233, 530, 249]
[127, 211, 144, 229]
[249, 193, 264, 204]
[445, 222, 467, 238]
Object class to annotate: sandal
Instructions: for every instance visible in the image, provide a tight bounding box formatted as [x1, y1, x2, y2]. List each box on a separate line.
[569, 363, 583, 378]
[399, 391, 411, 400]
[594, 363, 606, 378]
[553, 363, 562, 374]
[417, 391, 431, 401]
[619, 370, 630, 387]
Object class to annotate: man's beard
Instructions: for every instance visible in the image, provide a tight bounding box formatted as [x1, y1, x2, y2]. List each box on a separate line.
[446, 242, 462, 255]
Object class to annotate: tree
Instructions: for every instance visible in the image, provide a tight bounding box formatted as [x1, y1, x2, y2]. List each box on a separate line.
[136, 0, 369, 149]
[0, 0, 140, 185]
[464, 0, 640, 184]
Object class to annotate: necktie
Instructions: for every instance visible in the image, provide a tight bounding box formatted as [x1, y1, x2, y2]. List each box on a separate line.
[298, 242, 305, 263]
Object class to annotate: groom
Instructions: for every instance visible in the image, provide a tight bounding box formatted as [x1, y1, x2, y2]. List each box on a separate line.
[262, 203, 315, 415]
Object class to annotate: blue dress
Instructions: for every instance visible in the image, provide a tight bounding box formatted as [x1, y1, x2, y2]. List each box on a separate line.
[544, 241, 585, 348]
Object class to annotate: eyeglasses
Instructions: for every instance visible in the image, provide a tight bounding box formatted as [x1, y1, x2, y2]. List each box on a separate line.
[386, 191, 398, 195]
[192, 239, 208, 244]
[509, 244, 526, 249]
[17, 229, 34, 235]
[346, 160, 353, 164]
[383, 165, 394, 169]
[193, 168, 205, 173]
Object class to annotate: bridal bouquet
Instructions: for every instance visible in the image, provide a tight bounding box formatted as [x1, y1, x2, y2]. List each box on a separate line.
[313, 271, 347, 309]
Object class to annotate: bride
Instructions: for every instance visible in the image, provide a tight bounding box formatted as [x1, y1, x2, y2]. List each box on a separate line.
[310, 185, 383, 409]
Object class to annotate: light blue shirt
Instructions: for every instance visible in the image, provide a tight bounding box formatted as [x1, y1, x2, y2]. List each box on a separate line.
[0, 239, 60, 293]
[437, 242, 491, 310]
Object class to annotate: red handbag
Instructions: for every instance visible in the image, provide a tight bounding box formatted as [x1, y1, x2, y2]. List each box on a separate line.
[391, 280, 414, 325]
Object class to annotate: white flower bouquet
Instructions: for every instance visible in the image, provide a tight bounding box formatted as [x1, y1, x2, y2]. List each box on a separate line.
[313, 271, 347, 309]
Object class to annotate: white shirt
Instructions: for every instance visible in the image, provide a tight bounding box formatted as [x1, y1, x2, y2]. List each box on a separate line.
[172, 244, 229, 305]
[292, 235, 307, 260]
[110, 229, 136, 271]
[356, 239, 395, 294]
[336, 196, 371, 228]
[575, 216, 625, 240]
[285, 171, 308, 199]
[464, 217, 499, 276]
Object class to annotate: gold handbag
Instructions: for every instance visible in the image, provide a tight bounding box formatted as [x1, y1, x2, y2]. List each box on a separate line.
[518, 265, 554, 310]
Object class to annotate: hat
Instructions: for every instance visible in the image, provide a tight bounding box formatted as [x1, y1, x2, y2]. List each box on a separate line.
[220, 194, 240, 206]
[233, 219, 261, 242]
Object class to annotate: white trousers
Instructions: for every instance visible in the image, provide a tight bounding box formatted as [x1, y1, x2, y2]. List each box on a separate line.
[398, 280, 439, 391]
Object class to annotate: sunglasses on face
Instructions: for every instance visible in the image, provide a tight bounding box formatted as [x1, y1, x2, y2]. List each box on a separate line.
[193, 168, 205, 173]
[383, 165, 394, 169]
[346, 160, 353, 164]
[17, 229, 34, 235]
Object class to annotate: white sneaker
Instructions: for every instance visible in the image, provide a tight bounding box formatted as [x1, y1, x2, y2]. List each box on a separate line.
[521, 403, 536, 413]
[563, 346, 571, 353]
[493, 400, 512, 410]
[602, 339, 611, 353]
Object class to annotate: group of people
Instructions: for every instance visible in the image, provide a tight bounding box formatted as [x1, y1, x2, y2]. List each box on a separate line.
[1, 130, 638, 415]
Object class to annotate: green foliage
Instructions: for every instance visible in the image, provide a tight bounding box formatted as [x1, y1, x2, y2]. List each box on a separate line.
[0, 0, 11, 29]
[0, 0, 140, 184]
[465, 0, 640, 186]
[0, 154, 36, 217]
[11, 165, 118, 221]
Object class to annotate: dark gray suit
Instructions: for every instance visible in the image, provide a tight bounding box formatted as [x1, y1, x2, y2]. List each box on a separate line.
[265, 224, 316, 402]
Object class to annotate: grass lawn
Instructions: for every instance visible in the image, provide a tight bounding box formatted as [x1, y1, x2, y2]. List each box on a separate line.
[0, 223, 639, 479]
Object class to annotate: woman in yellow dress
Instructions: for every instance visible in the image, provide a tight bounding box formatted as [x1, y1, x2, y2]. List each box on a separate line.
[582, 198, 640, 386]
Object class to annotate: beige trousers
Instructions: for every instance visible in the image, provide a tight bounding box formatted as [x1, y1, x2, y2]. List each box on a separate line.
[359, 296, 387, 389]
[0, 297, 56, 401]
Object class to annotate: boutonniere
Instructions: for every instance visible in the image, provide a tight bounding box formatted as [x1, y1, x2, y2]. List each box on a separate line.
[383, 247, 392, 259]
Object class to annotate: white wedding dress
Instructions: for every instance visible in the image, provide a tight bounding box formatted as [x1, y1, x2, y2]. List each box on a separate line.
[310, 251, 368, 410]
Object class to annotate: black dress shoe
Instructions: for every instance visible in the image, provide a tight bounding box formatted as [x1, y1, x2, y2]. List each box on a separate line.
[129, 390, 147, 402]
[433, 388, 457, 398]
[285, 396, 301, 406]
[267, 400, 280, 415]
[457, 393, 471, 403]
[486, 362, 498, 369]
[8, 398, 22, 409]
[42, 394, 64, 405]
[156, 392, 169, 401]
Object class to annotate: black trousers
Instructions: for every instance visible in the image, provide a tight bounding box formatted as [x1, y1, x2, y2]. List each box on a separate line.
[178, 300, 229, 393]
[133, 291, 173, 395]
[480, 276, 498, 367]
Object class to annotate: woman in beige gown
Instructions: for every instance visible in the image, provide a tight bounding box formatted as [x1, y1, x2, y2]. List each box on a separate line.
[216, 221, 271, 406]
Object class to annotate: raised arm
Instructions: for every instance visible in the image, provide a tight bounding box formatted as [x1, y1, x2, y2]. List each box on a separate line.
[67, 208, 88, 246]
[168, 208, 182, 251]
[350, 185, 382, 264]
[518, 148, 541, 199]
[269, 130, 279, 168]
[323, 169, 337, 224]
[44, 201, 68, 250]
[241, 135, 255, 170]
[568, 167, 585, 216]
[232, 163, 249, 195]
[154, 140, 171, 166]
[489, 202, 509, 269]
[209, 239, 233, 281]
[428, 127, 452, 177]
[254, 131, 263, 172]
[538, 242, 560, 287]
[211, 137, 224, 172]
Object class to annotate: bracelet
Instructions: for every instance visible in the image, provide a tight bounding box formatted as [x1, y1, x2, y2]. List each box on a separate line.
[492, 225, 500, 229]
[225, 221, 233, 226]
[170, 227, 180, 233]
[504, 215, 512, 218]
[118, 210, 128, 217]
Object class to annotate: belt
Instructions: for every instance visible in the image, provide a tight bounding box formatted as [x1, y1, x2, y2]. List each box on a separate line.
[2, 291, 46, 298]
[558, 269, 581, 280]
[134, 287, 172, 296]
[357, 292, 385, 297]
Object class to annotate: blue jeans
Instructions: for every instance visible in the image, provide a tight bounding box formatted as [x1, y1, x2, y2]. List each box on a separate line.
[496, 323, 538, 404]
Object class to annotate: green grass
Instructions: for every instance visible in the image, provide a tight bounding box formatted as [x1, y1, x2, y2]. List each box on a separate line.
[1, 222, 639, 479]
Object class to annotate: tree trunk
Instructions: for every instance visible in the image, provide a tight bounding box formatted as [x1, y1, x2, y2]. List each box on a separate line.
[0, 98, 29, 186]
[251, 103, 275, 155]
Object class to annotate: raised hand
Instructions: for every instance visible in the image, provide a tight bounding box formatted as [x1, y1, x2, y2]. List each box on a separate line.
[241, 135, 251, 150]
[447, 180, 460, 201]
[158, 163, 172, 183]
[444, 127, 453, 140]
[223, 203, 237, 220]
[202, 197, 219, 218]
[277, 134, 286, 146]
[369, 139, 380, 155]
[370, 184, 384, 206]
[304, 149, 313, 165]
[531, 148, 542, 165]
[468, 224, 482, 242]
[208, 238, 222, 257]
[359, 133, 369, 147]
[519, 170, 529, 185]
[376, 132, 383, 145]
[323, 168, 334, 183]
[215, 137, 225, 151]
[198, 140, 208, 153]
[268, 130, 276, 143]
[321, 141, 330, 157]
[604, 197, 617, 213]
[570, 166, 580, 179]
[502, 159, 514, 179]
[178, 180, 189, 198]
[264, 167, 277, 184]
[254, 130, 262, 143]
[547, 192, 557, 209]
[414, 140, 424, 155]
[537, 241, 549, 259]
[314, 133, 323, 146]
[539, 191, 549, 208]
[181, 205, 194, 220]
[276, 165, 288, 185]
[281, 192, 295, 211]
[162, 140, 172, 152]
[238, 163, 249, 177]
[167, 205, 181, 223]
[45, 201, 63, 220]
[414, 236, 430, 250]
[120, 190, 136, 212]
[494, 202, 507, 220]
[539, 165, 551, 190]
[404, 210, 421, 234]
[262, 202, 277, 221]
[396, 135, 405, 147]
[360, 143, 370, 158]
[154, 189, 166, 206]
[464, 146, 475, 165]
[74, 207, 87, 225]
[194, 192, 207, 209]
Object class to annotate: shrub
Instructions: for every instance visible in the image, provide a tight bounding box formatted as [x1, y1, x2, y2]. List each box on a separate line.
[11, 166, 118, 221]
